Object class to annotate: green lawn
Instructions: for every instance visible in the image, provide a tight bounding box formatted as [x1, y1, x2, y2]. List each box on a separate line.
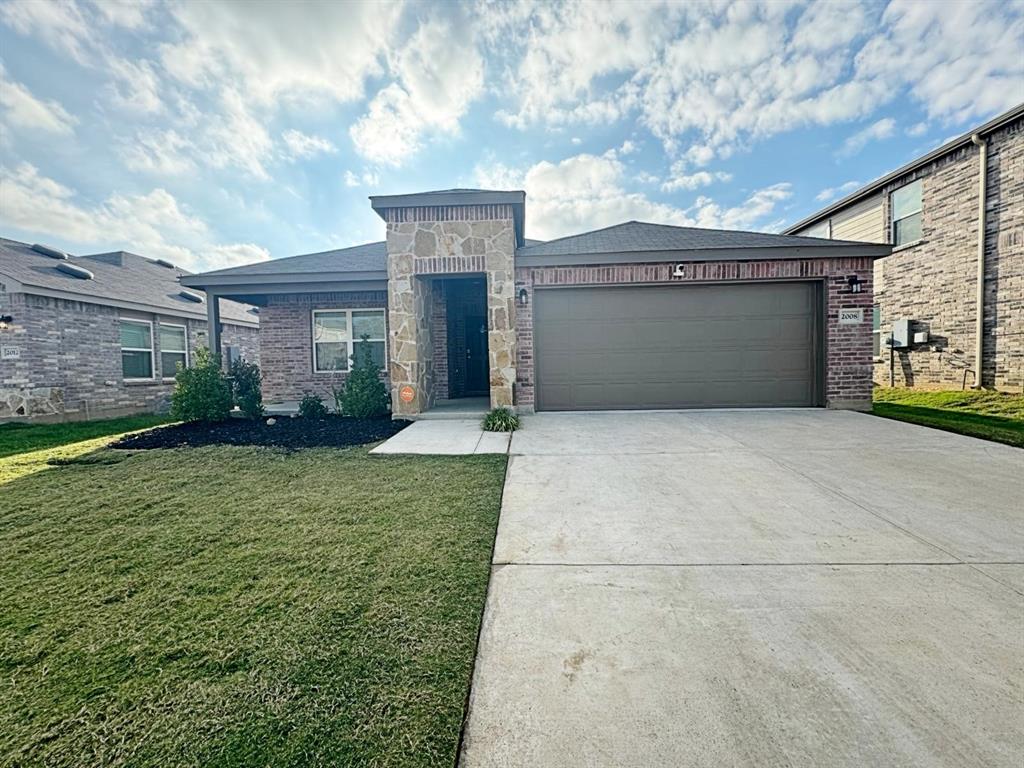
[0, 415, 171, 459]
[872, 388, 1024, 447]
[0, 439, 506, 766]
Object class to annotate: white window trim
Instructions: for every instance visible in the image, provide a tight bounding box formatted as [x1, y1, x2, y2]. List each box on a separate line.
[159, 322, 189, 380]
[121, 318, 155, 381]
[311, 308, 388, 374]
[890, 180, 922, 245]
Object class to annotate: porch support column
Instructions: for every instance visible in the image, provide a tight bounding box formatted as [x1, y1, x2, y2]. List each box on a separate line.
[206, 292, 222, 366]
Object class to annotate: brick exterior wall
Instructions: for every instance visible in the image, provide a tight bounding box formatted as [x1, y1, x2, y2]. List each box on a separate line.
[0, 292, 258, 421]
[259, 291, 389, 404]
[872, 119, 1022, 390]
[514, 257, 874, 410]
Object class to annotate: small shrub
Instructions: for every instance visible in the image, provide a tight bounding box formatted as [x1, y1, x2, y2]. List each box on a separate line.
[298, 393, 329, 419]
[229, 358, 264, 420]
[170, 347, 232, 422]
[482, 406, 520, 432]
[337, 335, 390, 418]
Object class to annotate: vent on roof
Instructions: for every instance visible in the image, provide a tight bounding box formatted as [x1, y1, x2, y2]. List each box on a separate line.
[248, 307, 259, 315]
[179, 290, 204, 303]
[56, 262, 94, 280]
[154, 258, 176, 269]
[31, 243, 69, 260]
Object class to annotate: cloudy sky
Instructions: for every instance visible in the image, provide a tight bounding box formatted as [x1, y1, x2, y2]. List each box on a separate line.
[1, 0, 1021, 272]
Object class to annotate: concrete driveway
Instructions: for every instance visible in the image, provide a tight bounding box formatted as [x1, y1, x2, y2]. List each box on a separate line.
[459, 410, 1024, 767]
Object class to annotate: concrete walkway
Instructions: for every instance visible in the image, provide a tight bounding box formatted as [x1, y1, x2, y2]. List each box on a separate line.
[370, 419, 509, 455]
[460, 410, 1024, 767]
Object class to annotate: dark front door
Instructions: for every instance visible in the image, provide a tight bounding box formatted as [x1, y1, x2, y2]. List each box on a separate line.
[464, 314, 488, 396]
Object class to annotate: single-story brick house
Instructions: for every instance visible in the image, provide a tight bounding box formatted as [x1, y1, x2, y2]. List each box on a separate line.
[784, 103, 1023, 391]
[0, 238, 259, 421]
[182, 189, 890, 416]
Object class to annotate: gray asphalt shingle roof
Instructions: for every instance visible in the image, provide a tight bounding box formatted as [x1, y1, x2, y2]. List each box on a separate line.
[0, 238, 257, 324]
[194, 241, 388, 277]
[514, 220, 875, 258]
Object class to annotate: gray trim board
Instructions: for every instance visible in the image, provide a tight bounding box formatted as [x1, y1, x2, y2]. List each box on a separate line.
[516, 243, 890, 267]
[369, 188, 525, 210]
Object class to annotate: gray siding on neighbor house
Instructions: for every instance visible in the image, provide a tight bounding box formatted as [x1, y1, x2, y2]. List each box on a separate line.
[793, 117, 1023, 391]
[0, 291, 258, 421]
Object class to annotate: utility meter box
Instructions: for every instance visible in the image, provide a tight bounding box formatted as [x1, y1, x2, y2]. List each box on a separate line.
[891, 319, 911, 348]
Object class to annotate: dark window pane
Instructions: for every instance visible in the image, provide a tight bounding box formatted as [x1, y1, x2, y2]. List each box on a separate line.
[314, 312, 348, 343]
[161, 352, 186, 377]
[120, 321, 150, 349]
[123, 350, 152, 378]
[352, 310, 386, 339]
[159, 325, 186, 352]
[367, 341, 386, 369]
[315, 342, 349, 371]
[891, 180, 921, 220]
[872, 305, 881, 331]
[894, 211, 922, 245]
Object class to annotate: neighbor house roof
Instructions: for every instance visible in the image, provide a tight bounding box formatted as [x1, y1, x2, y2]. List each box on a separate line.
[0, 238, 258, 325]
[513, 220, 890, 266]
[782, 102, 1024, 235]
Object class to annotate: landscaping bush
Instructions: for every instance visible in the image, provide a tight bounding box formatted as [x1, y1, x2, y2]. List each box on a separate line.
[482, 406, 520, 432]
[298, 393, 329, 419]
[336, 335, 390, 418]
[170, 348, 233, 422]
[229, 358, 264, 420]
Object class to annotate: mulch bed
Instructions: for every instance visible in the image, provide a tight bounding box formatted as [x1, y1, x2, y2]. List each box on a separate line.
[111, 415, 411, 451]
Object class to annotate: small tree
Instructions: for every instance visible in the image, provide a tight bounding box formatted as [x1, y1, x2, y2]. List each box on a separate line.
[337, 334, 390, 418]
[298, 393, 329, 419]
[170, 347, 232, 422]
[229, 358, 263, 420]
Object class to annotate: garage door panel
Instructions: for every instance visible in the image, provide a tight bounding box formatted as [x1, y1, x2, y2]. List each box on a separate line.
[534, 283, 820, 410]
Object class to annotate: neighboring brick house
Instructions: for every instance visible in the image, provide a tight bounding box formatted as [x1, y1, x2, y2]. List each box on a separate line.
[0, 239, 259, 421]
[785, 103, 1023, 392]
[184, 189, 888, 415]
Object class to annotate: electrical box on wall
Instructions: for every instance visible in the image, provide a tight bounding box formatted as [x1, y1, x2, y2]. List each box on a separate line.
[891, 319, 911, 348]
[913, 331, 929, 344]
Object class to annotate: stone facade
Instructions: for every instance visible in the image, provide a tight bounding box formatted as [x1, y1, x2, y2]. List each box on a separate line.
[0, 291, 258, 422]
[514, 258, 875, 410]
[382, 204, 517, 415]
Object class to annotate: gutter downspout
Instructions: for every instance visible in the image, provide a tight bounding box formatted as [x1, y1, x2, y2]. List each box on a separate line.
[970, 133, 987, 388]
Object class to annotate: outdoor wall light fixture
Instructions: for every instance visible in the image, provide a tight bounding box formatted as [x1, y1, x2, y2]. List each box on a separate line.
[518, 288, 529, 307]
[845, 275, 864, 293]
[0, 314, 12, 330]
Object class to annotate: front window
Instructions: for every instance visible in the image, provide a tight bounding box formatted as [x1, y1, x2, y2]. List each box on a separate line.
[159, 324, 188, 378]
[891, 180, 922, 246]
[312, 309, 387, 373]
[121, 319, 153, 379]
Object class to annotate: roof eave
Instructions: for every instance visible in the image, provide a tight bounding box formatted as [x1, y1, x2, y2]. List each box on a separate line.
[514, 243, 892, 267]
[180, 270, 388, 289]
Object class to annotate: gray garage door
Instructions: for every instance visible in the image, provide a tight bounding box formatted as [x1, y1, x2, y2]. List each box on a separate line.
[534, 282, 821, 410]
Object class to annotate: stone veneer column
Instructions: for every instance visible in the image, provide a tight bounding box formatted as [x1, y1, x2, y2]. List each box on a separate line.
[383, 205, 516, 415]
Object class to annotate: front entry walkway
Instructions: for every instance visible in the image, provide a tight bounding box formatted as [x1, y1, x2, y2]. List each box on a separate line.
[370, 419, 509, 455]
[459, 410, 1024, 767]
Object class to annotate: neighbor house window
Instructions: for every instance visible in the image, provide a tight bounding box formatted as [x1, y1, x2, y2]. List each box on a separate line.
[121, 319, 154, 379]
[159, 323, 188, 378]
[891, 180, 922, 246]
[312, 309, 387, 373]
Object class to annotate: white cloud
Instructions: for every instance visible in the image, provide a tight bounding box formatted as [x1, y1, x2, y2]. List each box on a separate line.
[906, 121, 928, 137]
[0, 162, 267, 271]
[0, 64, 77, 135]
[104, 57, 163, 114]
[661, 165, 732, 193]
[159, 1, 402, 107]
[484, 0, 1024, 162]
[839, 117, 896, 156]
[343, 169, 380, 188]
[120, 129, 196, 175]
[0, 0, 92, 64]
[281, 129, 337, 160]
[815, 180, 862, 203]
[350, 16, 484, 166]
[476, 150, 791, 240]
